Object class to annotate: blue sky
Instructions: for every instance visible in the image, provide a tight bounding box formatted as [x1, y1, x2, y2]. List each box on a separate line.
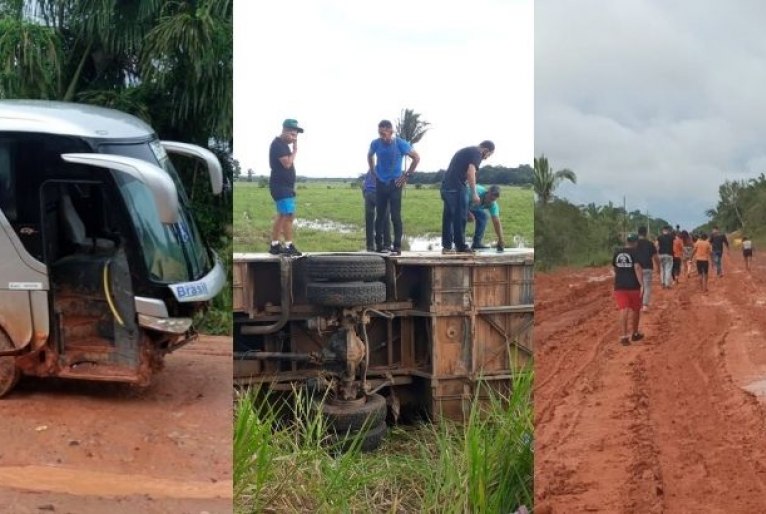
[233, 0, 533, 178]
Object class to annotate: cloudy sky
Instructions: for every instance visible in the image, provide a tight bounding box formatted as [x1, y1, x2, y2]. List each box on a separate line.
[234, 0, 533, 179]
[536, 0, 766, 230]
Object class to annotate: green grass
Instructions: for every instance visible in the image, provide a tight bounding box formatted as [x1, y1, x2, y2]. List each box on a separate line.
[233, 367, 533, 513]
[233, 182, 533, 252]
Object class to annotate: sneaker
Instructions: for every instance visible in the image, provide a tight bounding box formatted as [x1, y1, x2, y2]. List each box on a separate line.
[442, 248, 456, 255]
[631, 332, 645, 342]
[456, 246, 475, 254]
[376, 246, 390, 254]
[268, 242, 283, 255]
[284, 243, 302, 256]
[390, 247, 402, 256]
[471, 243, 490, 250]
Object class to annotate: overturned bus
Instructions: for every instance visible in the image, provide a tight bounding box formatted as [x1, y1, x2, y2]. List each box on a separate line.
[0, 100, 226, 396]
[233, 250, 533, 450]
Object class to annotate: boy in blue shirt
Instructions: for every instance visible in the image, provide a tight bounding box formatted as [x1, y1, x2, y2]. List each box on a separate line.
[467, 184, 505, 250]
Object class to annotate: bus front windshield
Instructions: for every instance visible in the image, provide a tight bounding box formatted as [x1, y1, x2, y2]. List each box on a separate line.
[100, 140, 211, 284]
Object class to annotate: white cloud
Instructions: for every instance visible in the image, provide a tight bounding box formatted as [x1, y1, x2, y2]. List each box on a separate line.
[234, 0, 533, 178]
[536, 0, 766, 229]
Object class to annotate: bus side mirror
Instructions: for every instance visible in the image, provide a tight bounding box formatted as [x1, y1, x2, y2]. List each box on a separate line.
[160, 141, 223, 195]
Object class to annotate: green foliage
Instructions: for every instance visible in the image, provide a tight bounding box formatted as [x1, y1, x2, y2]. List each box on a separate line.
[396, 108, 431, 144]
[534, 154, 576, 204]
[234, 366, 533, 513]
[233, 182, 533, 252]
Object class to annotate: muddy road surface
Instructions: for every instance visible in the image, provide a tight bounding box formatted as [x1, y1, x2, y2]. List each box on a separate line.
[0, 335, 232, 514]
[535, 253, 766, 513]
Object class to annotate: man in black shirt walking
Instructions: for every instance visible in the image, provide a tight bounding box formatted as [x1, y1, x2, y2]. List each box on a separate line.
[709, 226, 729, 277]
[634, 225, 660, 312]
[656, 225, 675, 288]
[613, 233, 644, 345]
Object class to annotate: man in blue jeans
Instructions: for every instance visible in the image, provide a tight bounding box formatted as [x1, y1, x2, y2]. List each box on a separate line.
[362, 170, 391, 252]
[440, 141, 495, 254]
[709, 226, 729, 277]
[467, 184, 505, 250]
[367, 120, 420, 255]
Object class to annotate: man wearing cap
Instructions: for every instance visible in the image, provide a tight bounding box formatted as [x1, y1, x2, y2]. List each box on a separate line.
[466, 184, 505, 251]
[440, 141, 495, 254]
[367, 120, 420, 255]
[612, 233, 644, 345]
[268, 119, 303, 256]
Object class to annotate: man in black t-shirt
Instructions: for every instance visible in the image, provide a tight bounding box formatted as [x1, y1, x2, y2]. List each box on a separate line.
[440, 140, 494, 254]
[709, 226, 729, 277]
[634, 225, 659, 312]
[656, 225, 675, 288]
[268, 119, 303, 256]
[613, 233, 644, 345]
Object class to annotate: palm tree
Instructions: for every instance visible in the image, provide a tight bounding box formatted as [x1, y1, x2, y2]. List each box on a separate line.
[396, 108, 429, 174]
[534, 154, 577, 204]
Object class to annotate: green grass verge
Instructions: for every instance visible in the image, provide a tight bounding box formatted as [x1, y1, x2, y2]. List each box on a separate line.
[233, 182, 533, 252]
[233, 367, 533, 513]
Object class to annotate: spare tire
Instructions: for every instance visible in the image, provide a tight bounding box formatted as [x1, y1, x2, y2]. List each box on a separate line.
[329, 420, 388, 453]
[306, 281, 386, 306]
[305, 255, 386, 282]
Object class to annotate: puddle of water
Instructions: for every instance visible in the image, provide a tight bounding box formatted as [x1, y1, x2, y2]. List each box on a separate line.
[0, 465, 232, 499]
[295, 218, 356, 233]
[743, 378, 766, 397]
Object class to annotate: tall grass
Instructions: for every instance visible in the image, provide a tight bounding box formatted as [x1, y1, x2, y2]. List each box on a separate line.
[234, 367, 533, 513]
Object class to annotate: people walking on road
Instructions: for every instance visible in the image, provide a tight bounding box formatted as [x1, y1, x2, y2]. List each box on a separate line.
[440, 141, 495, 254]
[656, 225, 675, 288]
[742, 236, 754, 271]
[362, 170, 391, 252]
[367, 120, 421, 255]
[692, 232, 713, 292]
[709, 226, 729, 277]
[681, 230, 694, 278]
[635, 225, 660, 311]
[467, 184, 505, 250]
[269, 118, 303, 256]
[612, 233, 644, 345]
[672, 229, 684, 284]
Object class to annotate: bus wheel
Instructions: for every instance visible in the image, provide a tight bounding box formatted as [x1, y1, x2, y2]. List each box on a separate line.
[0, 331, 20, 398]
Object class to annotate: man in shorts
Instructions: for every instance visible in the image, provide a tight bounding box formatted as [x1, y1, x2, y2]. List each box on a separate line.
[268, 119, 303, 256]
[742, 236, 754, 271]
[709, 226, 729, 277]
[613, 233, 644, 345]
[635, 225, 659, 312]
[692, 232, 712, 292]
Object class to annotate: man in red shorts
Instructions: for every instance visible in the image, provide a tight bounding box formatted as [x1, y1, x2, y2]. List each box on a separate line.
[613, 233, 644, 345]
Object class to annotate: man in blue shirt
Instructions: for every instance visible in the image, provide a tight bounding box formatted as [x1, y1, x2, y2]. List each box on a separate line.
[362, 170, 391, 252]
[367, 120, 420, 255]
[467, 185, 506, 250]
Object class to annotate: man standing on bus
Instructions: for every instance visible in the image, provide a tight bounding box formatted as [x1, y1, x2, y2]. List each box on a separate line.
[269, 119, 303, 256]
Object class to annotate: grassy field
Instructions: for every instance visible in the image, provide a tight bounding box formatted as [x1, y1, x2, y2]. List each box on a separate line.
[235, 368, 533, 513]
[233, 182, 533, 252]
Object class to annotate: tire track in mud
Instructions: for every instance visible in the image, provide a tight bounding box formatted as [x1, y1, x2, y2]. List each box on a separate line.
[0, 466, 232, 499]
[536, 256, 766, 512]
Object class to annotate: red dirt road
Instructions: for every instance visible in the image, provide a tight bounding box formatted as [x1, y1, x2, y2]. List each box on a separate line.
[0, 335, 232, 514]
[535, 253, 766, 513]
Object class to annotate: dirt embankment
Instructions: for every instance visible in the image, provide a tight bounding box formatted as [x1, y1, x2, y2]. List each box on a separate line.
[535, 253, 766, 512]
[0, 335, 233, 514]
